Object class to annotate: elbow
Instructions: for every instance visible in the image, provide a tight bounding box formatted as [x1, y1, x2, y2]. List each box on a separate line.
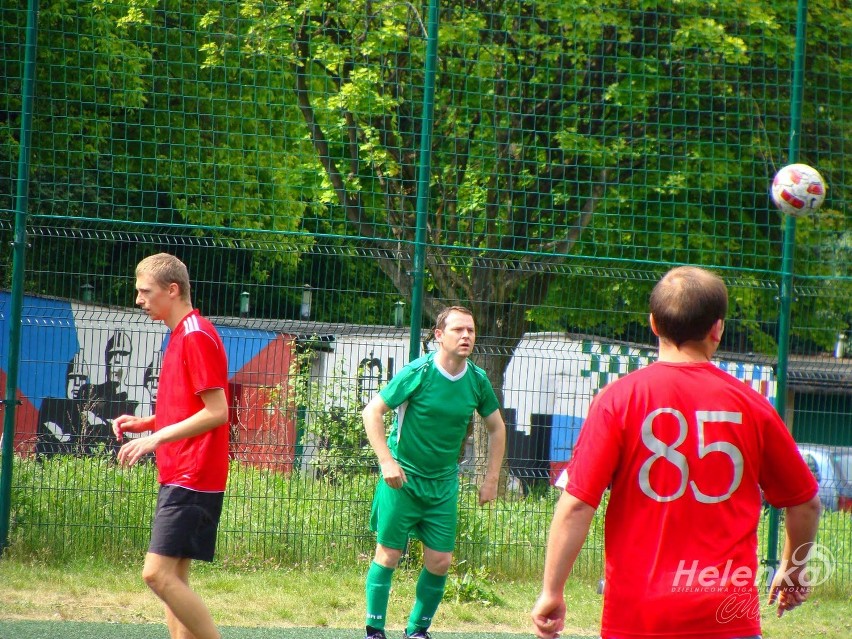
[792, 493, 822, 515]
[803, 494, 822, 516]
[566, 497, 596, 518]
[785, 494, 822, 531]
[557, 492, 597, 523]
[211, 402, 230, 425]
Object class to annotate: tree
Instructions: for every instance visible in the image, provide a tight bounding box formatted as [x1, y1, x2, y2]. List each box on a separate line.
[0, 0, 313, 311]
[5, 0, 850, 378]
[217, 0, 851, 388]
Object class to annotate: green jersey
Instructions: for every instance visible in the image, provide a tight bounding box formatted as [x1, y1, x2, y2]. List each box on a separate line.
[379, 352, 500, 479]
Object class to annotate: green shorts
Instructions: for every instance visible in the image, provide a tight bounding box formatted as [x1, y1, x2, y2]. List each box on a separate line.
[370, 473, 459, 553]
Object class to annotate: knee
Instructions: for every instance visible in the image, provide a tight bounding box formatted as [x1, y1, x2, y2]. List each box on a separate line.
[424, 551, 452, 575]
[374, 544, 402, 569]
[141, 563, 167, 594]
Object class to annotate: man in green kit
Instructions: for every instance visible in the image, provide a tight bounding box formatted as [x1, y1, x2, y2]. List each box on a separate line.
[362, 306, 506, 639]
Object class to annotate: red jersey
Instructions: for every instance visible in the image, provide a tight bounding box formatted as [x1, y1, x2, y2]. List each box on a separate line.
[562, 361, 817, 639]
[155, 310, 230, 492]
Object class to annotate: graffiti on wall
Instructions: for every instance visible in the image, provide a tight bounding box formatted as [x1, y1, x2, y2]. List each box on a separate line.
[34, 332, 163, 456]
[1, 292, 298, 471]
[2, 295, 781, 481]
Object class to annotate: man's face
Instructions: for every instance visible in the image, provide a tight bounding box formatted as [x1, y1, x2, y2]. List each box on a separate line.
[66, 375, 87, 399]
[135, 273, 173, 322]
[107, 350, 130, 383]
[435, 310, 476, 358]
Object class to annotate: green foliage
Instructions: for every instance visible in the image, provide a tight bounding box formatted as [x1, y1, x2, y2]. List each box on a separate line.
[276, 350, 382, 482]
[798, 508, 852, 598]
[454, 481, 604, 579]
[4, 0, 852, 354]
[1, 0, 313, 312]
[219, 462, 377, 567]
[444, 562, 504, 606]
[9, 455, 157, 562]
[10, 455, 379, 566]
[8, 456, 852, 594]
[197, 0, 852, 368]
[7, 455, 560, 576]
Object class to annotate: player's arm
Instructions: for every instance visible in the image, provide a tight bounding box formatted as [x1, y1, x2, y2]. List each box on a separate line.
[116, 388, 228, 466]
[769, 494, 821, 616]
[113, 413, 155, 439]
[531, 491, 596, 639]
[478, 409, 506, 505]
[362, 393, 406, 488]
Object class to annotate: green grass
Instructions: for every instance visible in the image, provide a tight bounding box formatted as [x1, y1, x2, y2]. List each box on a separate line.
[0, 622, 534, 639]
[0, 559, 551, 633]
[0, 559, 849, 639]
[10, 457, 851, 592]
[5, 456, 851, 638]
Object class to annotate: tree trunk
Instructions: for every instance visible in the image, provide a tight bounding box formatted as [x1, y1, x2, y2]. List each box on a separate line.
[469, 306, 524, 496]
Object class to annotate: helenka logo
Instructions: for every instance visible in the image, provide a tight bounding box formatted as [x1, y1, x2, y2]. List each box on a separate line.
[773, 542, 836, 589]
[673, 544, 836, 624]
[716, 592, 760, 624]
[672, 543, 835, 595]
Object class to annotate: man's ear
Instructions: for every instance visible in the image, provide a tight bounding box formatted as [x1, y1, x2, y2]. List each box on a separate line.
[649, 314, 660, 337]
[709, 319, 724, 344]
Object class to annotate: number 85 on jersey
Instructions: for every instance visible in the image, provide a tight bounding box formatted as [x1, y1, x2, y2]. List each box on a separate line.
[639, 409, 744, 504]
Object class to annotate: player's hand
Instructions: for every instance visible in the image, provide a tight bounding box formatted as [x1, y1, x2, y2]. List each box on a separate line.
[116, 434, 159, 467]
[768, 571, 811, 617]
[531, 592, 566, 639]
[380, 459, 407, 489]
[478, 476, 498, 505]
[112, 414, 149, 441]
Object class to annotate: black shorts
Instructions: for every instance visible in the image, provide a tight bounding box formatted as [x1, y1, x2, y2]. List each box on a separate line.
[149, 484, 224, 562]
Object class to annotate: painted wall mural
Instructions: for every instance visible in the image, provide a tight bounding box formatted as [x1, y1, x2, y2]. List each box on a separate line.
[1, 292, 297, 472]
[2, 294, 778, 482]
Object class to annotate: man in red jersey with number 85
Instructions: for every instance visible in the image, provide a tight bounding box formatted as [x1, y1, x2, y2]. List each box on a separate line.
[532, 266, 820, 639]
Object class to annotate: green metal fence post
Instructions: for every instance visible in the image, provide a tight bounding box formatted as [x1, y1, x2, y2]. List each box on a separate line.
[767, 0, 810, 583]
[0, 0, 40, 554]
[408, 0, 439, 362]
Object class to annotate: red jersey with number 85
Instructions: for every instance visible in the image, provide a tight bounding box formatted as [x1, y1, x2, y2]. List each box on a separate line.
[561, 361, 817, 639]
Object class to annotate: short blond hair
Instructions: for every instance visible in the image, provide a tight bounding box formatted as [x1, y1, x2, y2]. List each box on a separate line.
[136, 253, 191, 302]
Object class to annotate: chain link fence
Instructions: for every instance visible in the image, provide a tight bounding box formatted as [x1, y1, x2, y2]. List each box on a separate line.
[2, 0, 850, 589]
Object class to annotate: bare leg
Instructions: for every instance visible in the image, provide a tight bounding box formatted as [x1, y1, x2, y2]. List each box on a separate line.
[142, 552, 220, 639]
[422, 547, 452, 576]
[374, 543, 403, 569]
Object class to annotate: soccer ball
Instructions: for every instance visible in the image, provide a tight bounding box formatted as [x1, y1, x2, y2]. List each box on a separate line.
[770, 163, 826, 217]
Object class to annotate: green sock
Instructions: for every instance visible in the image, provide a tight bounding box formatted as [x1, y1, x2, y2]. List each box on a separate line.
[365, 561, 395, 630]
[406, 568, 448, 634]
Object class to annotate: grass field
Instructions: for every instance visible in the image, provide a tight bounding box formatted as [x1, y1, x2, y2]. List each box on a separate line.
[0, 623, 538, 639]
[0, 559, 850, 639]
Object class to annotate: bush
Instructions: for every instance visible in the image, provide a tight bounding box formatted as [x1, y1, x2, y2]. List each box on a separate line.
[277, 350, 385, 482]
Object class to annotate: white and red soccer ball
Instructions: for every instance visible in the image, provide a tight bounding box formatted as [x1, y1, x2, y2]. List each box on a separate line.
[770, 163, 826, 217]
